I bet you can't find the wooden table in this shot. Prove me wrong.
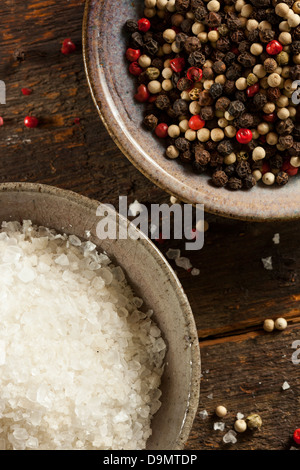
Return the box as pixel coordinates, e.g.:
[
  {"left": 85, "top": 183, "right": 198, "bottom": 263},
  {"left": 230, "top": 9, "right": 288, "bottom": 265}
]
[{"left": 1, "top": 0, "right": 299, "bottom": 451}]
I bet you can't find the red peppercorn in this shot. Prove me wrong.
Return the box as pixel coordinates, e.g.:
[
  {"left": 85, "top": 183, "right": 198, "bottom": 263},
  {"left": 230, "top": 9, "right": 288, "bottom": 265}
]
[
  {"left": 266, "top": 40, "right": 283, "bottom": 55},
  {"left": 148, "top": 95, "right": 157, "bottom": 103},
  {"left": 0, "top": 117, "right": 4, "bottom": 126},
  {"left": 246, "top": 83, "right": 260, "bottom": 97},
  {"left": 261, "top": 161, "right": 270, "bottom": 175},
  {"left": 170, "top": 57, "right": 185, "bottom": 73},
  {"left": 231, "top": 46, "right": 240, "bottom": 55},
  {"left": 263, "top": 112, "right": 277, "bottom": 122},
  {"left": 171, "top": 26, "right": 181, "bottom": 34},
  {"left": 188, "top": 115, "right": 205, "bottom": 131},
  {"left": 74, "top": 118, "right": 80, "bottom": 125},
  {"left": 126, "top": 48, "right": 141, "bottom": 62},
  {"left": 155, "top": 123, "right": 168, "bottom": 138},
  {"left": 134, "top": 84, "right": 150, "bottom": 103},
  {"left": 186, "top": 67, "right": 203, "bottom": 82},
  {"left": 61, "top": 38, "right": 76, "bottom": 55},
  {"left": 24, "top": 116, "right": 39, "bottom": 128},
  {"left": 282, "top": 160, "right": 298, "bottom": 176},
  {"left": 138, "top": 18, "right": 151, "bottom": 32},
  {"left": 21, "top": 88, "right": 32, "bottom": 96},
  {"left": 293, "top": 429, "right": 300, "bottom": 445},
  {"left": 236, "top": 128, "right": 253, "bottom": 144},
  {"left": 129, "top": 61, "right": 143, "bottom": 76}
]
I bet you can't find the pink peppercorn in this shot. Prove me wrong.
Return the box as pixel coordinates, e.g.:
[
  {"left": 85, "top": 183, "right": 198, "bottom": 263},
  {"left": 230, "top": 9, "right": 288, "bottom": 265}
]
[
  {"left": 134, "top": 84, "right": 150, "bottom": 102},
  {"left": 129, "top": 61, "right": 143, "bottom": 76},
  {"left": 266, "top": 40, "right": 283, "bottom": 55},
  {"left": 61, "top": 38, "right": 76, "bottom": 55},
  {"left": 24, "top": 116, "right": 39, "bottom": 128},
  {"left": 126, "top": 48, "right": 141, "bottom": 62},
  {"left": 236, "top": 128, "right": 253, "bottom": 144},
  {"left": 293, "top": 429, "right": 300, "bottom": 445},
  {"left": 138, "top": 18, "right": 151, "bottom": 32},
  {"left": 155, "top": 123, "right": 168, "bottom": 138},
  {"left": 186, "top": 67, "right": 203, "bottom": 82},
  {"left": 246, "top": 83, "right": 259, "bottom": 97},
  {"left": 282, "top": 160, "right": 298, "bottom": 176},
  {"left": 21, "top": 88, "right": 32, "bottom": 96},
  {"left": 0, "top": 117, "right": 3, "bottom": 126},
  {"left": 188, "top": 115, "right": 205, "bottom": 131},
  {"left": 263, "top": 113, "right": 277, "bottom": 122},
  {"left": 170, "top": 57, "right": 185, "bottom": 73}
]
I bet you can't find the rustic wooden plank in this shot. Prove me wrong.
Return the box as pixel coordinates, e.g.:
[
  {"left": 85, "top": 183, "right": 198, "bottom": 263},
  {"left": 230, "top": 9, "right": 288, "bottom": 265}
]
[
  {"left": 0, "top": 0, "right": 299, "bottom": 451},
  {"left": 185, "top": 325, "right": 300, "bottom": 450}
]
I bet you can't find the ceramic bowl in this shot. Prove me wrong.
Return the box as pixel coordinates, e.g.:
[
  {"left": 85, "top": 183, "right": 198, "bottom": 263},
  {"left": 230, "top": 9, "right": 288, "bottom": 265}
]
[
  {"left": 83, "top": 0, "right": 300, "bottom": 221},
  {"left": 0, "top": 182, "right": 200, "bottom": 450}
]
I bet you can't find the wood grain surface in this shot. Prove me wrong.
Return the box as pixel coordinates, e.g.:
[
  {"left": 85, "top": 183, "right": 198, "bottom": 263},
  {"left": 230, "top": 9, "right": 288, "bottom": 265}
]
[{"left": 1, "top": 0, "right": 299, "bottom": 451}]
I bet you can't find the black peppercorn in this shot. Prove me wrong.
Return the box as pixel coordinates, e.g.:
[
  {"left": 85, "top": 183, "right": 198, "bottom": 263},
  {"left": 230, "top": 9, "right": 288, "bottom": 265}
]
[
  {"left": 253, "top": 93, "right": 267, "bottom": 110},
  {"left": 215, "top": 96, "right": 231, "bottom": 112},
  {"left": 195, "top": 149, "right": 211, "bottom": 165},
  {"left": 200, "top": 106, "right": 215, "bottom": 121},
  {"left": 143, "top": 114, "right": 158, "bottom": 131},
  {"left": 243, "top": 174, "right": 256, "bottom": 189},
  {"left": 279, "top": 135, "right": 294, "bottom": 149},
  {"left": 206, "top": 12, "right": 222, "bottom": 28},
  {"left": 228, "top": 101, "right": 245, "bottom": 117},
  {"left": 173, "top": 99, "right": 189, "bottom": 116},
  {"left": 188, "top": 50, "right": 206, "bottom": 66},
  {"left": 131, "top": 32, "right": 144, "bottom": 48},
  {"left": 226, "top": 64, "right": 242, "bottom": 81},
  {"left": 228, "top": 177, "right": 242, "bottom": 190},
  {"left": 144, "top": 38, "right": 159, "bottom": 56},
  {"left": 259, "top": 29, "right": 275, "bottom": 43},
  {"left": 217, "top": 140, "right": 234, "bottom": 156},
  {"left": 175, "top": 0, "right": 191, "bottom": 12},
  {"left": 236, "top": 161, "right": 251, "bottom": 178},
  {"left": 212, "top": 170, "right": 228, "bottom": 187},
  {"left": 276, "top": 171, "right": 289, "bottom": 185},
  {"left": 198, "top": 90, "right": 214, "bottom": 106},
  {"left": 209, "top": 83, "right": 223, "bottom": 100},
  {"left": 238, "top": 52, "right": 256, "bottom": 68},
  {"left": 184, "top": 36, "right": 201, "bottom": 53},
  {"left": 212, "top": 60, "right": 227, "bottom": 75},
  {"left": 175, "top": 137, "right": 191, "bottom": 152},
  {"left": 155, "top": 94, "right": 171, "bottom": 111},
  {"left": 194, "top": 6, "right": 208, "bottom": 21},
  {"left": 125, "top": 19, "right": 138, "bottom": 32}
]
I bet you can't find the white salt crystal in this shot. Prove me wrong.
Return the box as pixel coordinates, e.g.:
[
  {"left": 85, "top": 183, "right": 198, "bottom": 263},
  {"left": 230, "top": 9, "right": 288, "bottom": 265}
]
[
  {"left": 272, "top": 233, "right": 280, "bottom": 244},
  {"left": 17, "top": 266, "right": 36, "bottom": 283},
  {"left": 199, "top": 410, "right": 208, "bottom": 420},
  {"left": 69, "top": 235, "right": 82, "bottom": 247},
  {"left": 223, "top": 430, "right": 237, "bottom": 444},
  {"left": 282, "top": 381, "right": 290, "bottom": 390},
  {"left": 236, "top": 412, "right": 244, "bottom": 420},
  {"left": 191, "top": 268, "right": 200, "bottom": 276},
  {"left": 166, "top": 248, "right": 181, "bottom": 260},
  {"left": 262, "top": 256, "right": 273, "bottom": 270},
  {"left": 55, "top": 254, "right": 69, "bottom": 266},
  {"left": 175, "top": 256, "right": 193, "bottom": 270},
  {"left": 214, "top": 422, "right": 225, "bottom": 431},
  {"left": 207, "top": 393, "right": 213, "bottom": 399}
]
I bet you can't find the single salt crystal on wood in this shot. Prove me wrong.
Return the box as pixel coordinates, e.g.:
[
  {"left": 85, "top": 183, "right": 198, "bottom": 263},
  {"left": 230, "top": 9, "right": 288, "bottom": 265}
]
[
  {"left": 261, "top": 256, "right": 273, "bottom": 270},
  {"left": 223, "top": 430, "right": 237, "bottom": 444},
  {"left": 191, "top": 268, "right": 200, "bottom": 276},
  {"left": 236, "top": 412, "right": 244, "bottom": 420},
  {"left": 282, "top": 381, "right": 290, "bottom": 390},
  {"left": 175, "top": 256, "right": 193, "bottom": 270},
  {"left": 199, "top": 410, "right": 208, "bottom": 420},
  {"left": 272, "top": 233, "right": 280, "bottom": 244},
  {"left": 166, "top": 248, "right": 181, "bottom": 260},
  {"left": 214, "top": 422, "right": 225, "bottom": 431}
]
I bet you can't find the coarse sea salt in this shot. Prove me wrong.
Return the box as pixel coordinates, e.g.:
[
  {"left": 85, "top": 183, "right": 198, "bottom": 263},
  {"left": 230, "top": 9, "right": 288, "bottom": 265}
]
[{"left": 0, "top": 221, "right": 166, "bottom": 450}]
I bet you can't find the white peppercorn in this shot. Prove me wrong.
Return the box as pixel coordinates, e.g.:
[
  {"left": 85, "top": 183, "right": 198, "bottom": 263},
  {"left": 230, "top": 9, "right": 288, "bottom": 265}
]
[
  {"left": 262, "top": 172, "right": 275, "bottom": 185},
  {"left": 290, "top": 157, "right": 300, "bottom": 167},
  {"left": 185, "top": 129, "right": 197, "bottom": 141},
  {"left": 267, "top": 73, "right": 281, "bottom": 87},
  {"left": 274, "top": 317, "right": 288, "bottom": 330},
  {"left": 252, "top": 147, "right": 266, "bottom": 161},
  {"left": 138, "top": 54, "right": 151, "bottom": 68},
  {"left": 234, "top": 419, "right": 247, "bottom": 433},
  {"left": 168, "top": 124, "right": 180, "bottom": 138},
  {"left": 147, "top": 80, "right": 162, "bottom": 94},
  {"left": 197, "top": 128, "right": 210, "bottom": 142},
  {"left": 211, "top": 128, "right": 225, "bottom": 142},
  {"left": 263, "top": 319, "right": 275, "bottom": 332},
  {"left": 215, "top": 405, "right": 227, "bottom": 418},
  {"left": 166, "top": 145, "right": 179, "bottom": 159}
]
